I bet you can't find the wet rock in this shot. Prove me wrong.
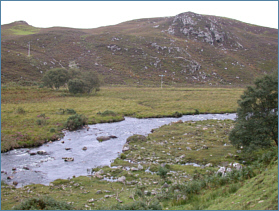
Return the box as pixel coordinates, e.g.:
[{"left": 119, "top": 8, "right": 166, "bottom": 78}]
[
  {"left": 23, "top": 166, "right": 30, "bottom": 170},
  {"left": 12, "top": 167, "right": 16, "bottom": 171},
  {"left": 96, "top": 135, "right": 117, "bottom": 142},
  {"left": 37, "top": 150, "right": 47, "bottom": 155},
  {"left": 62, "top": 157, "right": 74, "bottom": 162},
  {"left": 82, "top": 147, "right": 87, "bottom": 151},
  {"left": 13, "top": 181, "right": 18, "bottom": 186},
  {"left": 29, "top": 152, "right": 37, "bottom": 156},
  {"left": 65, "top": 148, "right": 72, "bottom": 151},
  {"left": 7, "top": 176, "right": 13, "bottom": 180}
]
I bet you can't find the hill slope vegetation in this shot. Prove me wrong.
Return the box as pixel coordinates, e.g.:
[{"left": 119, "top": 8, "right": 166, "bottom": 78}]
[{"left": 1, "top": 12, "right": 278, "bottom": 86}]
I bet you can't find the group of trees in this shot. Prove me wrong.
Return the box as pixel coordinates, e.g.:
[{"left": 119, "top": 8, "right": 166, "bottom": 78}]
[
  {"left": 42, "top": 68, "right": 100, "bottom": 94},
  {"left": 229, "top": 73, "right": 278, "bottom": 152}
]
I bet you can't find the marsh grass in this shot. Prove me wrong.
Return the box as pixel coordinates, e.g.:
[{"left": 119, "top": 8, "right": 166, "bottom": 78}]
[{"left": 1, "top": 85, "right": 243, "bottom": 151}]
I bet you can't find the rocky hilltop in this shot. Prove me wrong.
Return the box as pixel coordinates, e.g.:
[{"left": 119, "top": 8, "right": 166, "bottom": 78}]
[{"left": 1, "top": 12, "right": 277, "bottom": 86}]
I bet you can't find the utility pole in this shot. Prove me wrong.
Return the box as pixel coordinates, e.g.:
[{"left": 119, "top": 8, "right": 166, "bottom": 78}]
[
  {"left": 159, "top": 75, "right": 165, "bottom": 89},
  {"left": 28, "top": 41, "right": 30, "bottom": 57}
]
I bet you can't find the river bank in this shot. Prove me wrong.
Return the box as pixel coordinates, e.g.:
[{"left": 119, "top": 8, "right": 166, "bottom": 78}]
[
  {"left": 1, "top": 85, "right": 243, "bottom": 152},
  {"left": 2, "top": 116, "right": 277, "bottom": 210}
]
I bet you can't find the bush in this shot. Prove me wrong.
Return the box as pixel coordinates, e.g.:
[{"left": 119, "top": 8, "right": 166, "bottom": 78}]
[
  {"left": 68, "top": 78, "right": 85, "bottom": 94},
  {"left": 42, "top": 68, "right": 69, "bottom": 90},
  {"left": 36, "top": 118, "right": 47, "bottom": 126},
  {"left": 65, "top": 114, "right": 88, "bottom": 131},
  {"left": 97, "top": 110, "right": 117, "bottom": 116},
  {"left": 12, "top": 196, "right": 75, "bottom": 210},
  {"left": 126, "top": 134, "right": 147, "bottom": 144},
  {"left": 50, "top": 128, "right": 56, "bottom": 133},
  {"left": 173, "top": 111, "right": 183, "bottom": 118},
  {"left": 120, "top": 153, "right": 127, "bottom": 159},
  {"left": 15, "top": 107, "right": 26, "bottom": 114},
  {"left": 157, "top": 166, "right": 169, "bottom": 179}
]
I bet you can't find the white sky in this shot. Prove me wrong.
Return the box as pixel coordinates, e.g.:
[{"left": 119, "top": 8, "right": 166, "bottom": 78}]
[{"left": 1, "top": 1, "right": 278, "bottom": 29}]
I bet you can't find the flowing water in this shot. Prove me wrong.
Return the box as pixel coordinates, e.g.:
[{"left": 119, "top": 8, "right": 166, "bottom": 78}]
[{"left": 1, "top": 113, "right": 236, "bottom": 187}]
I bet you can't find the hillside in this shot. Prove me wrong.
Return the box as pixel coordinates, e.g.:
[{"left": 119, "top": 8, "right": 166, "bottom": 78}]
[{"left": 1, "top": 12, "right": 278, "bottom": 86}]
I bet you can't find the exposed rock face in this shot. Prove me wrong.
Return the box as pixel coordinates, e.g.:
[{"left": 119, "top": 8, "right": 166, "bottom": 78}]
[{"left": 170, "top": 12, "right": 228, "bottom": 45}]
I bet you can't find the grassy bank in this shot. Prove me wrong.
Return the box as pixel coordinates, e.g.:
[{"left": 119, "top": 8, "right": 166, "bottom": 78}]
[
  {"left": 1, "top": 119, "right": 277, "bottom": 210},
  {"left": 1, "top": 85, "right": 243, "bottom": 152}
]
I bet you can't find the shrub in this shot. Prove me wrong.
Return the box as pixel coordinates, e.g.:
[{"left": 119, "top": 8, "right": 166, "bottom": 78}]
[
  {"left": 120, "top": 153, "right": 127, "bottom": 159},
  {"left": 126, "top": 134, "right": 147, "bottom": 144},
  {"left": 49, "top": 128, "right": 56, "bottom": 133},
  {"left": 65, "top": 109, "right": 76, "bottom": 114},
  {"left": 157, "top": 166, "right": 169, "bottom": 179},
  {"left": 97, "top": 110, "right": 117, "bottom": 116},
  {"left": 12, "top": 196, "right": 75, "bottom": 210},
  {"left": 68, "top": 78, "right": 85, "bottom": 94},
  {"left": 65, "top": 114, "right": 88, "bottom": 131},
  {"left": 15, "top": 107, "right": 26, "bottom": 114},
  {"left": 36, "top": 118, "right": 46, "bottom": 126},
  {"left": 173, "top": 111, "right": 183, "bottom": 118}
]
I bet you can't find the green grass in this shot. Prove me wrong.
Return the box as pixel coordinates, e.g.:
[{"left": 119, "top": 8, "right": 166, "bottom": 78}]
[
  {"left": 1, "top": 85, "right": 243, "bottom": 152},
  {"left": 9, "top": 25, "right": 40, "bottom": 35},
  {"left": 1, "top": 115, "right": 277, "bottom": 210}
]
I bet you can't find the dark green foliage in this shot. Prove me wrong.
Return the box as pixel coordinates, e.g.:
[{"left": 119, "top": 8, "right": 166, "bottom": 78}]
[
  {"left": 110, "top": 200, "right": 162, "bottom": 210},
  {"left": 68, "top": 70, "right": 100, "bottom": 94},
  {"left": 229, "top": 74, "right": 278, "bottom": 151},
  {"left": 12, "top": 196, "right": 75, "bottom": 210},
  {"left": 42, "top": 68, "right": 69, "bottom": 90},
  {"left": 68, "top": 78, "right": 85, "bottom": 94},
  {"left": 120, "top": 153, "right": 127, "bottom": 159},
  {"left": 97, "top": 110, "right": 117, "bottom": 116},
  {"left": 15, "top": 107, "right": 26, "bottom": 114},
  {"left": 173, "top": 111, "right": 183, "bottom": 117},
  {"left": 65, "top": 114, "right": 88, "bottom": 131},
  {"left": 49, "top": 128, "right": 56, "bottom": 133},
  {"left": 157, "top": 166, "right": 169, "bottom": 179},
  {"left": 126, "top": 134, "right": 147, "bottom": 144},
  {"left": 81, "top": 71, "right": 100, "bottom": 93}
]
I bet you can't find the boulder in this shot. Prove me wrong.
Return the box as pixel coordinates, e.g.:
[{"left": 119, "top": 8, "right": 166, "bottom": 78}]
[
  {"left": 205, "top": 163, "right": 213, "bottom": 167},
  {"left": 131, "top": 167, "right": 138, "bottom": 171},
  {"left": 117, "top": 176, "right": 126, "bottom": 183},
  {"left": 37, "top": 150, "right": 47, "bottom": 155},
  {"left": 97, "top": 135, "right": 117, "bottom": 142},
  {"left": 162, "top": 183, "right": 170, "bottom": 188},
  {"left": 138, "top": 164, "right": 143, "bottom": 170}
]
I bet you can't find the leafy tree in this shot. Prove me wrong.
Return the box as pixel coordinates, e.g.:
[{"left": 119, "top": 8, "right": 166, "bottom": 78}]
[
  {"left": 68, "top": 78, "right": 85, "bottom": 94},
  {"left": 42, "top": 68, "right": 69, "bottom": 90},
  {"left": 229, "top": 74, "right": 278, "bottom": 151},
  {"left": 67, "top": 70, "right": 100, "bottom": 94},
  {"left": 81, "top": 71, "right": 100, "bottom": 93}
]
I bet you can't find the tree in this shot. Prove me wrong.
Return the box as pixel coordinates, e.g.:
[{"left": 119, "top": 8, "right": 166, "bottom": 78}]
[
  {"left": 229, "top": 74, "right": 278, "bottom": 151},
  {"left": 67, "top": 70, "right": 100, "bottom": 94},
  {"left": 68, "top": 78, "right": 85, "bottom": 94},
  {"left": 42, "top": 68, "right": 69, "bottom": 90},
  {"left": 81, "top": 71, "right": 100, "bottom": 93}
]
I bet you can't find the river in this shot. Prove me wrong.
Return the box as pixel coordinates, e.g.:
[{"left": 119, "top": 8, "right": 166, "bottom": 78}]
[{"left": 1, "top": 113, "right": 236, "bottom": 187}]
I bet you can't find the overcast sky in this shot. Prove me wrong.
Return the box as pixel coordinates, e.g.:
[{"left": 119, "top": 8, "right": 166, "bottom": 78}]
[{"left": 1, "top": 1, "right": 278, "bottom": 29}]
